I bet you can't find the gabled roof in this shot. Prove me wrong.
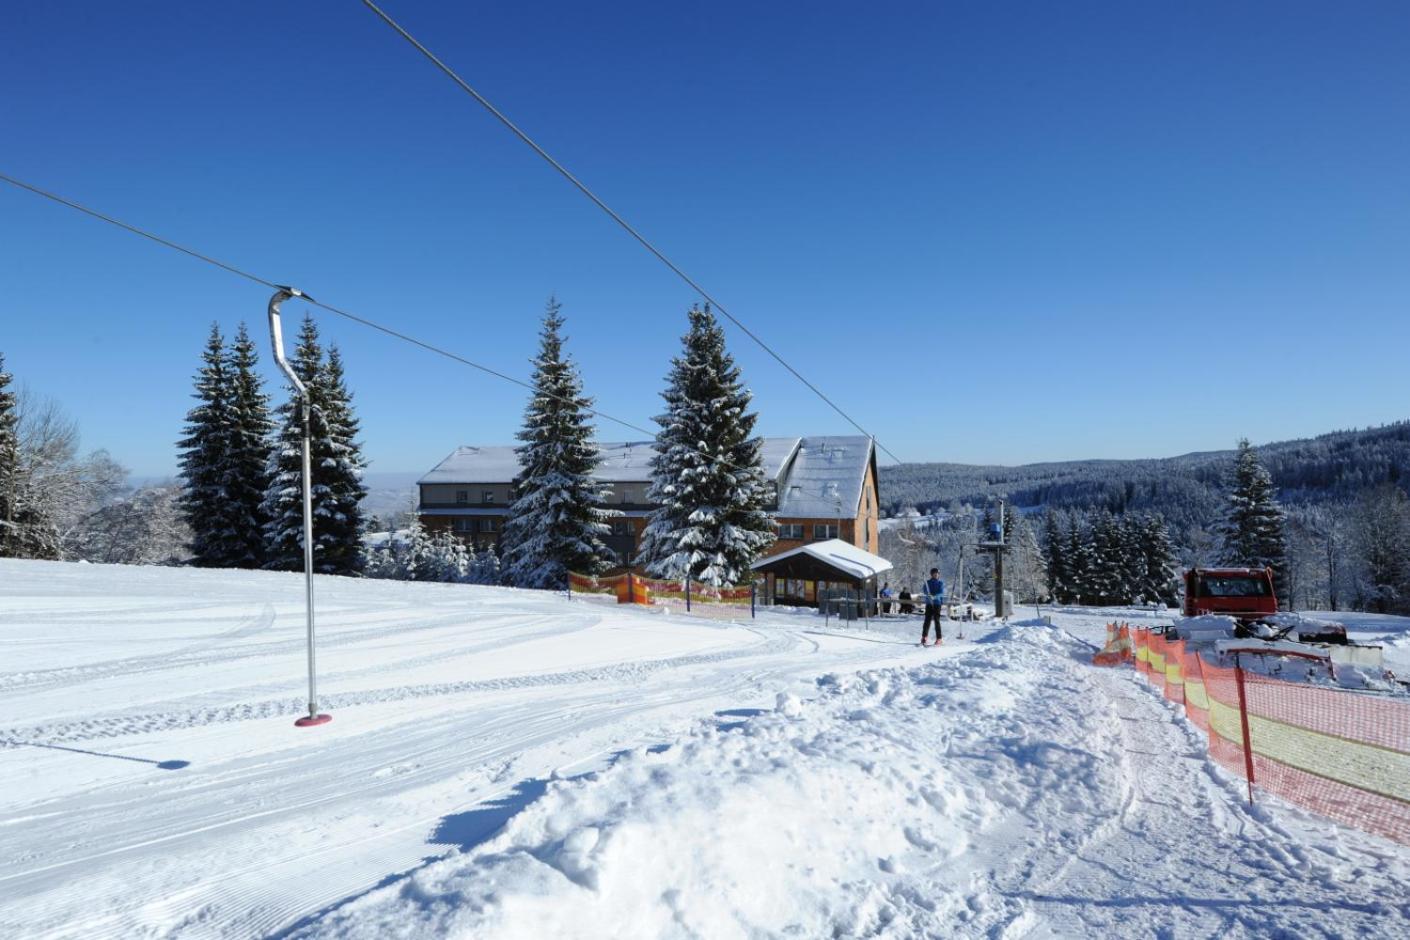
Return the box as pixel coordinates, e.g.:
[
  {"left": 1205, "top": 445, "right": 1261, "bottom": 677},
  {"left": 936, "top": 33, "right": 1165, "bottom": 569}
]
[
  {"left": 420, "top": 442, "right": 659, "bottom": 485},
  {"left": 774, "top": 436, "right": 875, "bottom": 517},
  {"left": 422, "top": 438, "right": 811, "bottom": 486},
  {"left": 419, "top": 436, "right": 878, "bottom": 517},
  {"left": 751, "top": 538, "right": 893, "bottom": 581}
]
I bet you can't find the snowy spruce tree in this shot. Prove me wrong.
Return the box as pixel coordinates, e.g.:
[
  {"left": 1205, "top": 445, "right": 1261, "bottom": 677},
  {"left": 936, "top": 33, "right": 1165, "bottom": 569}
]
[
  {"left": 176, "top": 325, "right": 239, "bottom": 567},
  {"left": 262, "top": 316, "right": 367, "bottom": 575},
  {"left": 1217, "top": 439, "right": 1289, "bottom": 604},
  {"left": 501, "top": 300, "right": 617, "bottom": 589},
  {"left": 1137, "top": 513, "right": 1179, "bottom": 606},
  {"left": 473, "top": 540, "right": 501, "bottom": 585},
  {"left": 1064, "top": 514, "right": 1096, "bottom": 605},
  {"left": 637, "top": 304, "right": 775, "bottom": 587},
  {"left": 1041, "top": 510, "right": 1069, "bottom": 603},
  {"left": 223, "top": 324, "right": 273, "bottom": 567}
]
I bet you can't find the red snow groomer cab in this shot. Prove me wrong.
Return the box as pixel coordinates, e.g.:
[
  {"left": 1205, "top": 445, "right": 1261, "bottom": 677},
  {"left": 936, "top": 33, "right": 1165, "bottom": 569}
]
[{"left": 1182, "top": 567, "right": 1278, "bottom": 621}]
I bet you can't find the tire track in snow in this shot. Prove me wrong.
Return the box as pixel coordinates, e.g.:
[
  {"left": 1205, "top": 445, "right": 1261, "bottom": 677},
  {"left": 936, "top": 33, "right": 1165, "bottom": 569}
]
[
  {"left": 2, "top": 629, "right": 859, "bottom": 939},
  {"left": 0, "top": 604, "right": 556, "bottom": 693},
  {"left": 0, "top": 627, "right": 796, "bottom": 746}
]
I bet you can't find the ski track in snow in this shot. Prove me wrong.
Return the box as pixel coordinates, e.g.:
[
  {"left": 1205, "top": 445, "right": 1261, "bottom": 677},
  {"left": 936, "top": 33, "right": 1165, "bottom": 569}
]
[
  {"left": 2, "top": 561, "right": 1408, "bottom": 938},
  {"left": 0, "top": 560, "right": 924, "bottom": 939}
]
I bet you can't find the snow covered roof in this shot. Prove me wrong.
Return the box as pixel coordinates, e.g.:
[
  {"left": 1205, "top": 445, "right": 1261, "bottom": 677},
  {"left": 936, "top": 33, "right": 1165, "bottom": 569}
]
[
  {"left": 420, "top": 442, "right": 659, "bottom": 485},
  {"left": 420, "top": 446, "right": 521, "bottom": 484},
  {"left": 421, "top": 436, "right": 842, "bottom": 491},
  {"left": 773, "top": 436, "right": 875, "bottom": 517},
  {"left": 751, "top": 538, "right": 893, "bottom": 581},
  {"left": 760, "top": 437, "right": 802, "bottom": 480}
]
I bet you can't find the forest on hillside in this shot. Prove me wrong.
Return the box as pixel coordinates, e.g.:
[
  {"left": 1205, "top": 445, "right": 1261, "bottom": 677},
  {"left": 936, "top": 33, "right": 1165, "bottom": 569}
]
[
  {"left": 878, "top": 422, "right": 1410, "bottom": 520},
  {"left": 878, "top": 422, "right": 1410, "bottom": 613}
]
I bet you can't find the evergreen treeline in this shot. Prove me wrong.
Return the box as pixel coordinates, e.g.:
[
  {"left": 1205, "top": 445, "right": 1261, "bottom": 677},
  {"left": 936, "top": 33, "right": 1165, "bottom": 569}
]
[
  {"left": 879, "top": 422, "right": 1410, "bottom": 527},
  {"left": 364, "top": 517, "right": 501, "bottom": 584},
  {"left": 1043, "top": 510, "right": 1179, "bottom": 606},
  {"left": 176, "top": 315, "right": 366, "bottom": 575},
  {"left": 502, "top": 300, "right": 775, "bottom": 589}
]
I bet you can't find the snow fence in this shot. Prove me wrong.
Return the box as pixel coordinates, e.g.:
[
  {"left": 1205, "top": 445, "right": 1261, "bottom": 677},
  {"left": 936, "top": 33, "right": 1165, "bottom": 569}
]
[
  {"left": 1108, "top": 624, "right": 1410, "bottom": 846},
  {"left": 568, "top": 572, "right": 755, "bottom": 620}
]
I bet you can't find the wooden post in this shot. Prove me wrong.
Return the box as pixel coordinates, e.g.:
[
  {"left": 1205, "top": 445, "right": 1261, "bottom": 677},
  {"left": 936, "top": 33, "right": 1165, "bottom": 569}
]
[
  {"left": 685, "top": 577, "right": 691, "bottom": 612},
  {"left": 1234, "top": 654, "right": 1256, "bottom": 806}
]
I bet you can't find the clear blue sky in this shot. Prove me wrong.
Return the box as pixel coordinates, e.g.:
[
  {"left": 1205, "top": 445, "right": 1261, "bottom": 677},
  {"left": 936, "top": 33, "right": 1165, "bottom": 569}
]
[{"left": 2, "top": 1, "right": 1407, "bottom": 478}]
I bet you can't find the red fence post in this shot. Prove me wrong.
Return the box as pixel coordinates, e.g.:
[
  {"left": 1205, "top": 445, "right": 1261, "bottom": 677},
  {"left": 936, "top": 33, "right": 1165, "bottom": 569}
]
[{"left": 1234, "top": 654, "right": 1256, "bottom": 806}]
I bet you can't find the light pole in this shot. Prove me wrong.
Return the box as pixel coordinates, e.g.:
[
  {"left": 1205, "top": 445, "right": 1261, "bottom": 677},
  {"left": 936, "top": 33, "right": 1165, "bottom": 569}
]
[{"left": 268, "top": 287, "right": 331, "bottom": 728}]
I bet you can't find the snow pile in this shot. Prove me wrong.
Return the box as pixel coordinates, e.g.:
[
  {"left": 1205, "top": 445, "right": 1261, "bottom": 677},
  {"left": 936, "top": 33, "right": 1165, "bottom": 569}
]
[{"left": 298, "top": 624, "right": 1127, "bottom": 938}]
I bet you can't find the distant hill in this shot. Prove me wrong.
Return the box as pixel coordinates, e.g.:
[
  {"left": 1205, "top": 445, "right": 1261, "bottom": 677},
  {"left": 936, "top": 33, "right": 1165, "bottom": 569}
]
[
  {"left": 360, "top": 471, "right": 420, "bottom": 526},
  {"left": 879, "top": 422, "right": 1410, "bottom": 534}
]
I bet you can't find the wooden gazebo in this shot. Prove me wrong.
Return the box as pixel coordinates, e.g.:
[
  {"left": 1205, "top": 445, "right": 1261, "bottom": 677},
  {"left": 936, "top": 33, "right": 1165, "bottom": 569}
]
[{"left": 752, "top": 538, "right": 894, "bottom": 608}]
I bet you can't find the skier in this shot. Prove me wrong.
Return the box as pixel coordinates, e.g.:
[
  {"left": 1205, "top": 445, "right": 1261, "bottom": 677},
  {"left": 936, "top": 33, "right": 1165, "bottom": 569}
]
[{"left": 922, "top": 568, "right": 945, "bottom": 646}]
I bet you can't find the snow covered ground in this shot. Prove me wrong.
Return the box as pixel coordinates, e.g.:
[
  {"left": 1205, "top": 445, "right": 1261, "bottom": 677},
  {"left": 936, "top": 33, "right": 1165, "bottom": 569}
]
[{"left": 3, "top": 561, "right": 1409, "bottom": 938}]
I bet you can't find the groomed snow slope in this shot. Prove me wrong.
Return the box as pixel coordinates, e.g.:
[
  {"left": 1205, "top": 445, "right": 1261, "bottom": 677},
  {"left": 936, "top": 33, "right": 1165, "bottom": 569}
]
[
  {"left": 296, "top": 618, "right": 1410, "bottom": 939},
  {"left": 3, "top": 562, "right": 1409, "bottom": 938},
  {"left": 0, "top": 559, "right": 929, "bottom": 938}
]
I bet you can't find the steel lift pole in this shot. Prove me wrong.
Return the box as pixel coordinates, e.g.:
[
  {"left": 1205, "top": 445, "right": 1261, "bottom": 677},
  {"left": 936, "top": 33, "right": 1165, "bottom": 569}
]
[{"left": 268, "top": 287, "right": 332, "bottom": 728}]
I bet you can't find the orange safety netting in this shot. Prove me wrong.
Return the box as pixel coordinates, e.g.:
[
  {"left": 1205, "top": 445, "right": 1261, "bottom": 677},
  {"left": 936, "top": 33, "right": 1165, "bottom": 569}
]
[
  {"left": 1127, "top": 629, "right": 1410, "bottom": 845},
  {"left": 1092, "top": 623, "right": 1134, "bottom": 666},
  {"left": 570, "top": 573, "right": 753, "bottom": 614},
  {"left": 568, "top": 572, "right": 625, "bottom": 596}
]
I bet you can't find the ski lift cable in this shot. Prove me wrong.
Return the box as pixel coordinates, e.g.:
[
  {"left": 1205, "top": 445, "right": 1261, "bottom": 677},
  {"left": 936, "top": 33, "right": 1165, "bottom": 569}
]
[
  {"left": 0, "top": 170, "right": 759, "bottom": 469},
  {"left": 358, "top": 0, "right": 904, "bottom": 466}
]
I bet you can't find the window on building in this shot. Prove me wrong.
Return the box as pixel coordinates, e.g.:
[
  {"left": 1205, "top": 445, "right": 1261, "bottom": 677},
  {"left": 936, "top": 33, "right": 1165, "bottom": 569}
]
[
  {"left": 482, "top": 490, "right": 495, "bottom": 504},
  {"left": 613, "top": 519, "right": 631, "bottom": 536},
  {"left": 452, "top": 518, "right": 473, "bottom": 533},
  {"left": 479, "top": 518, "right": 499, "bottom": 534},
  {"left": 777, "top": 523, "right": 804, "bottom": 540},
  {"left": 455, "top": 490, "right": 468, "bottom": 505},
  {"left": 813, "top": 523, "right": 839, "bottom": 540}
]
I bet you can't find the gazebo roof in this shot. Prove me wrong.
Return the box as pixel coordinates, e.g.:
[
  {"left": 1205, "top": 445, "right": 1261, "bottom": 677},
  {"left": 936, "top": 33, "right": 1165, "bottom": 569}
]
[{"left": 751, "top": 538, "right": 893, "bottom": 583}]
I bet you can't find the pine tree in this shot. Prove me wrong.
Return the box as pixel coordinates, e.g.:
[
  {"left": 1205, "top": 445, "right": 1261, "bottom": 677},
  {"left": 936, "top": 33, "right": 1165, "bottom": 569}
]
[
  {"left": 501, "top": 299, "right": 617, "bottom": 589},
  {"left": 1217, "top": 439, "right": 1289, "bottom": 603},
  {"left": 262, "top": 316, "right": 367, "bottom": 575},
  {"left": 637, "top": 305, "right": 775, "bottom": 587},
  {"left": 223, "top": 324, "right": 273, "bottom": 567},
  {"left": 0, "top": 354, "right": 18, "bottom": 557},
  {"left": 1090, "top": 511, "right": 1124, "bottom": 604},
  {"left": 177, "top": 324, "right": 238, "bottom": 567},
  {"left": 1139, "top": 513, "right": 1179, "bottom": 606},
  {"left": 474, "top": 540, "right": 501, "bottom": 585},
  {"left": 1117, "top": 514, "right": 1147, "bottom": 603},
  {"left": 1042, "top": 510, "right": 1068, "bottom": 603},
  {"left": 319, "top": 345, "right": 368, "bottom": 574},
  {"left": 1065, "top": 514, "right": 1096, "bottom": 605},
  {"left": 1001, "top": 502, "right": 1019, "bottom": 544}
]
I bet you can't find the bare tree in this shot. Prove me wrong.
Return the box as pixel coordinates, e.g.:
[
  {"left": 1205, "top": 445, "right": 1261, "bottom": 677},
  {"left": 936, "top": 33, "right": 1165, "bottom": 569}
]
[
  {"left": 5, "top": 389, "right": 126, "bottom": 559},
  {"left": 72, "top": 484, "right": 191, "bottom": 565}
]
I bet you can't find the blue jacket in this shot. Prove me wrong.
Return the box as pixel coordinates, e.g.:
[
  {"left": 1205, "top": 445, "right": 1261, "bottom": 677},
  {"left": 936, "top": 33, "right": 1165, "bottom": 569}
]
[{"left": 924, "top": 578, "right": 945, "bottom": 605}]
